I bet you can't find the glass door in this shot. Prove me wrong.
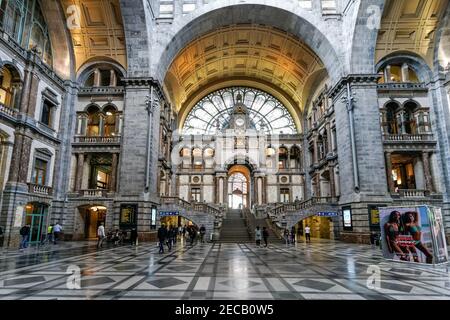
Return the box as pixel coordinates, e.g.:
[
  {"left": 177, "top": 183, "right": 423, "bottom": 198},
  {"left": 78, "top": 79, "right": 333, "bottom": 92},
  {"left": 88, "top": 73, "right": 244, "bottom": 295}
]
[{"left": 25, "top": 203, "right": 48, "bottom": 244}]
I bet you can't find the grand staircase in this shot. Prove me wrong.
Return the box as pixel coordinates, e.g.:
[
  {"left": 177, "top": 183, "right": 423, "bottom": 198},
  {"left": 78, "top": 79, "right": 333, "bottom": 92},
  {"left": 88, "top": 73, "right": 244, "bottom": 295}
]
[{"left": 219, "top": 209, "right": 252, "bottom": 243}]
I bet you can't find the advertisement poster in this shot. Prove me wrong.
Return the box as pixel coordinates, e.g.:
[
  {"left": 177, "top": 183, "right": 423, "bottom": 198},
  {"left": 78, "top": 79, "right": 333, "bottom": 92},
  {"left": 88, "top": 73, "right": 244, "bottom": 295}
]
[
  {"left": 379, "top": 206, "right": 448, "bottom": 264},
  {"left": 13, "top": 206, "right": 24, "bottom": 227}
]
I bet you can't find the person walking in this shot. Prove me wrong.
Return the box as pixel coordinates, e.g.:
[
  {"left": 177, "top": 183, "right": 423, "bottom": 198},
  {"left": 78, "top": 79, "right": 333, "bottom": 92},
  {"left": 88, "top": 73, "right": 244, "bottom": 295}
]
[
  {"left": 130, "top": 228, "right": 138, "bottom": 246},
  {"left": 167, "top": 226, "right": 175, "bottom": 251},
  {"left": 19, "top": 224, "right": 30, "bottom": 250},
  {"left": 53, "top": 222, "right": 62, "bottom": 244},
  {"left": 291, "top": 226, "right": 296, "bottom": 244},
  {"left": 263, "top": 227, "right": 269, "bottom": 247},
  {"left": 284, "top": 228, "right": 290, "bottom": 245},
  {"left": 255, "top": 226, "right": 262, "bottom": 247},
  {"left": 305, "top": 225, "right": 311, "bottom": 243},
  {"left": 188, "top": 226, "right": 197, "bottom": 246},
  {"left": 158, "top": 224, "right": 168, "bottom": 253},
  {"left": 97, "top": 222, "right": 106, "bottom": 248},
  {"left": 199, "top": 225, "right": 206, "bottom": 243},
  {"left": 41, "top": 224, "right": 54, "bottom": 245}
]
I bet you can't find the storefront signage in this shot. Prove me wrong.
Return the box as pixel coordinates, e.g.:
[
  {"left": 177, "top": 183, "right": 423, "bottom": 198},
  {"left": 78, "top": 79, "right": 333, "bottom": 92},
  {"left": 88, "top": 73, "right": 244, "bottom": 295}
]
[
  {"left": 159, "top": 211, "right": 179, "bottom": 217},
  {"left": 316, "top": 212, "right": 338, "bottom": 217}
]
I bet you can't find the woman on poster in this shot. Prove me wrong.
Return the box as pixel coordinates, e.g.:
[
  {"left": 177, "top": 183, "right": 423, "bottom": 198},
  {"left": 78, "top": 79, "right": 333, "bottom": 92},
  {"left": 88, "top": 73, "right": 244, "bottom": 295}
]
[
  {"left": 384, "top": 211, "right": 409, "bottom": 261},
  {"left": 402, "top": 211, "right": 433, "bottom": 264}
]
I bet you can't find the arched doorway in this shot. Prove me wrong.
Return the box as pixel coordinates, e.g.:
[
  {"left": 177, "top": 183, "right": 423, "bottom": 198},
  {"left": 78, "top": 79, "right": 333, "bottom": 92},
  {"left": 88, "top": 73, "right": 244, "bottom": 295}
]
[
  {"left": 78, "top": 205, "right": 107, "bottom": 240},
  {"left": 24, "top": 203, "right": 49, "bottom": 244},
  {"left": 228, "top": 165, "right": 251, "bottom": 209}
]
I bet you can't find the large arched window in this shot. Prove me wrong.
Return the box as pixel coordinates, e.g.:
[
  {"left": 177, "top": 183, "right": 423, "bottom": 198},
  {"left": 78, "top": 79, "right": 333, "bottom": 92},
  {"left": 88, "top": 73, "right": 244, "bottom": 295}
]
[
  {"left": 0, "top": 0, "right": 52, "bottom": 66},
  {"left": 183, "top": 87, "right": 297, "bottom": 134},
  {"left": 103, "top": 105, "right": 117, "bottom": 136},
  {"left": 86, "top": 105, "right": 101, "bottom": 137},
  {"left": 0, "top": 64, "right": 22, "bottom": 108}
]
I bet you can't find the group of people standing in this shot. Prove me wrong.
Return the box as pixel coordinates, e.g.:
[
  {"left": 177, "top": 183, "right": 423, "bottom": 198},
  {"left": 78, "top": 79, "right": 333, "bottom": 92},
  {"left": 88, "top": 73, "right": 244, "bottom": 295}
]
[
  {"left": 157, "top": 224, "right": 207, "bottom": 254},
  {"left": 254, "top": 226, "right": 270, "bottom": 247},
  {"left": 96, "top": 223, "right": 138, "bottom": 249},
  {"left": 284, "top": 225, "right": 311, "bottom": 244}
]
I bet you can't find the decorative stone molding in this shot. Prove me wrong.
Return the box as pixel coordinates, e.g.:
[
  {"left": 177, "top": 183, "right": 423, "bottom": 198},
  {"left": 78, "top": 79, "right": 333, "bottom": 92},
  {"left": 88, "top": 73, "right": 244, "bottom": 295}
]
[{"left": 328, "top": 74, "right": 382, "bottom": 100}]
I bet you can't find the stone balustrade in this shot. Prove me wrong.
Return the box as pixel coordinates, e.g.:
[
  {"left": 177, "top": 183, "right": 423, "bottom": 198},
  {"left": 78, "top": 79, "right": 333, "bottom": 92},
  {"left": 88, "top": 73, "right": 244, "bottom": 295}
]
[
  {"left": 74, "top": 136, "right": 121, "bottom": 144},
  {"left": 0, "top": 103, "right": 18, "bottom": 118},
  {"left": 28, "top": 183, "right": 53, "bottom": 196}
]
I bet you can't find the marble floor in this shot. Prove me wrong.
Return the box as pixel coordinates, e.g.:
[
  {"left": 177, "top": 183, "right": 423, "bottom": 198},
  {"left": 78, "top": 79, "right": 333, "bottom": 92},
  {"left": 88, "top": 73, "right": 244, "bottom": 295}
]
[{"left": 0, "top": 238, "right": 449, "bottom": 300}]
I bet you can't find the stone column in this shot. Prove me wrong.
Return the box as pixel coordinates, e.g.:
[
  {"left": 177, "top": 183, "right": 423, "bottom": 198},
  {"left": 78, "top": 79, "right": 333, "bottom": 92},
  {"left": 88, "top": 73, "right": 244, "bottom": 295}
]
[
  {"left": 384, "top": 65, "right": 392, "bottom": 82},
  {"left": 329, "top": 166, "right": 336, "bottom": 197},
  {"left": 93, "top": 69, "right": 101, "bottom": 86},
  {"left": 385, "top": 152, "right": 394, "bottom": 193},
  {"left": 8, "top": 130, "right": 32, "bottom": 184},
  {"left": 76, "top": 153, "right": 85, "bottom": 191},
  {"left": 99, "top": 115, "right": 105, "bottom": 136},
  {"left": 326, "top": 122, "right": 332, "bottom": 155},
  {"left": 313, "top": 136, "right": 319, "bottom": 165},
  {"left": 330, "top": 75, "right": 390, "bottom": 203},
  {"left": 110, "top": 70, "right": 117, "bottom": 87},
  {"left": 401, "top": 63, "right": 410, "bottom": 82},
  {"left": 399, "top": 111, "right": 406, "bottom": 134},
  {"left": 110, "top": 153, "right": 118, "bottom": 192},
  {"left": 422, "top": 152, "right": 434, "bottom": 192}
]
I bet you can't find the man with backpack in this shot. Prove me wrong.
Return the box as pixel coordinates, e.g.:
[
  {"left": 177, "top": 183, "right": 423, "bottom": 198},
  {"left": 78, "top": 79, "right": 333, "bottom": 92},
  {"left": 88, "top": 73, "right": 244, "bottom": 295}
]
[{"left": 19, "top": 224, "right": 31, "bottom": 250}]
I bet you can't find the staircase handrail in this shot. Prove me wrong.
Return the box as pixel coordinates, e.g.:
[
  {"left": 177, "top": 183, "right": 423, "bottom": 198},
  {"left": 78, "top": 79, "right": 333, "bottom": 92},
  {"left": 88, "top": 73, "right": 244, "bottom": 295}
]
[
  {"left": 268, "top": 196, "right": 339, "bottom": 216},
  {"left": 160, "top": 196, "right": 221, "bottom": 216}
]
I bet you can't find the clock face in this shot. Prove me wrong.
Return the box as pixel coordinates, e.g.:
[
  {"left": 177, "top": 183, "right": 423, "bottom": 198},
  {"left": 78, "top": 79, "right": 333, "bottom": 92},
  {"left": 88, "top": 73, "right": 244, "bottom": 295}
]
[{"left": 235, "top": 118, "right": 245, "bottom": 127}]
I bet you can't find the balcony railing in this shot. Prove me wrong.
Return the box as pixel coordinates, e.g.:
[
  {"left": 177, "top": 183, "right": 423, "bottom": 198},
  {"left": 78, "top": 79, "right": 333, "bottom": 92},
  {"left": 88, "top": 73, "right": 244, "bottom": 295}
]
[
  {"left": 79, "top": 189, "right": 109, "bottom": 197},
  {"left": 28, "top": 183, "right": 53, "bottom": 196},
  {"left": 0, "top": 103, "right": 18, "bottom": 118},
  {"left": 160, "top": 196, "right": 222, "bottom": 216},
  {"left": 383, "top": 133, "right": 434, "bottom": 142},
  {"left": 377, "top": 82, "right": 427, "bottom": 91},
  {"left": 269, "top": 197, "right": 339, "bottom": 216},
  {"left": 391, "top": 189, "right": 432, "bottom": 198},
  {"left": 78, "top": 87, "right": 125, "bottom": 95},
  {"left": 74, "top": 136, "right": 121, "bottom": 144}
]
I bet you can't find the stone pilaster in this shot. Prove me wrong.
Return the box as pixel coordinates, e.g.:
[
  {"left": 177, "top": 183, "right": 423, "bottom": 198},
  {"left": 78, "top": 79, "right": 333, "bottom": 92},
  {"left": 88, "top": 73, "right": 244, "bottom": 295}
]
[{"left": 422, "top": 152, "right": 434, "bottom": 192}]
